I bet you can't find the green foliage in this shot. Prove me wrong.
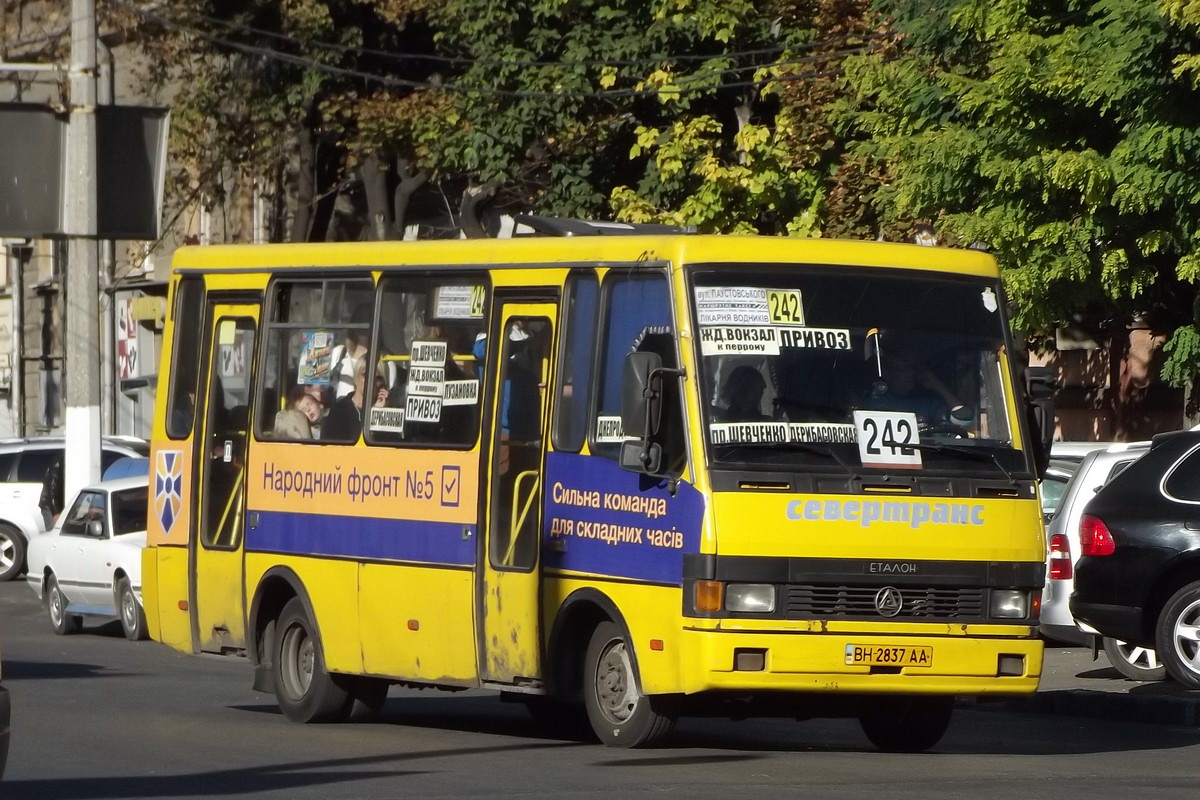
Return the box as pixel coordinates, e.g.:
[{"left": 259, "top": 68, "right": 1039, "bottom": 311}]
[
  {"left": 1163, "top": 324, "right": 1200, "bottom": 387},
  {"left": 130, "top": 1, "right": 435, "bottom": 239},
  {"left": 415, "top": 0, "right": 786, "bottom": 216},
  {"left": 843, "top": 0, "right": 1200, "bottom": 382}
]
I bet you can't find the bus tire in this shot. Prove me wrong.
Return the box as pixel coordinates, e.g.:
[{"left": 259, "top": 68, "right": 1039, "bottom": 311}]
[
  {"left": 272, "top": 597, "right": 354, "bottom": 723},
  {"left": 583, "top": 621, "right": 677, "bottom": 748},
  {"left": 858, "top": 695, "right": 953, "bottom": 752}
]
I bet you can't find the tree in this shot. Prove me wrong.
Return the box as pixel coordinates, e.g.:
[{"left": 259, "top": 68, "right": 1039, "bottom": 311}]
[
  {"left": 124, "top": 0, "right": 442, "bottom": 243},
  {"left": 409, "top": 0, "right": 883, "bottom": 234},
  {"left": 839, "top": 0, "right": 1200, "bottom": 394}
]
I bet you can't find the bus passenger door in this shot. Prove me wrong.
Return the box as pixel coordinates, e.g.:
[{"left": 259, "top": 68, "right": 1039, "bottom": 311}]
[
  {"left": 191, "top": 304, "right": 259, "bottom": 654},
  {"left": 480, "top": 301, "right": 557, "bottom": 685}
]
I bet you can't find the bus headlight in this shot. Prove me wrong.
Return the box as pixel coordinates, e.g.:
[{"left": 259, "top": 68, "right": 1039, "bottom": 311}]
[
  {"left": 990, "top": 589, "right": 1030, "bottom": 619},
  {"left": 725, "top": 584, "right": 776, "bottom": 613}
]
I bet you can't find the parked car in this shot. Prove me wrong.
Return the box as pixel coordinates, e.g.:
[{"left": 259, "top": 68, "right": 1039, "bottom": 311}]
[
  {"left": 0, "top": 436, "right": 147, "bottom": 583},
  {"left": 1050, "top": 441, "right": 1117, "bottom": 464},
  {"left": 1072, "top": 430, "right": 1200, "bottom": 687},
  {"left": 25, "top": 476, "right": 150, "bottom": 641},
  {"left": 1039, "top": 458, "right": 1078, "bottom": 524},
  {"left": 1042, "top": 442, "right": 1159, "bottom": 677}
]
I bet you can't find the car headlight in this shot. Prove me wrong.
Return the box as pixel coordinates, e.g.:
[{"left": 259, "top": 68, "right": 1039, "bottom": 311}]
[
  {"left": 725, "top": 583, "right": 776, "bottom": 613},
  {"left": 990, "top": 589, "right": 1030, "bottom": 619}
]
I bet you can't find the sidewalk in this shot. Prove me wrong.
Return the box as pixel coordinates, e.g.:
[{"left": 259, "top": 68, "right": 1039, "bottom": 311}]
[{"left": 989, "top": 645, "right": 1200, "bottom": 727}]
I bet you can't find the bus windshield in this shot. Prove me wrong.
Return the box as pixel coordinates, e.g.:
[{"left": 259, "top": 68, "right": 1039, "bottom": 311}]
[{"left": 690, "top": 265, "right": 1028, "bottom": 475}]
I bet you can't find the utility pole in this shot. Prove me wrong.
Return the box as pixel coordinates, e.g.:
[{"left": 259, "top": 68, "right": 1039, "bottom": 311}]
[{"left": 63, "top": 0, "right": 101, "bottom": 502}]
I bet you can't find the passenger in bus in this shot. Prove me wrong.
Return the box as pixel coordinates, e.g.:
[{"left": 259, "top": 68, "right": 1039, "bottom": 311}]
[
  {"left": 273, "top": 385, "right": 322, "bottom": 439},
  {"left": 323, "top": 361, "right": 387, "bottom": 441},
  {"left": 716, "top": 365, "right": 769, "bottom": 422},
  {"left": 869, "top": 352, "right": 962, "bottom": 424},
  {"left": 330, "top": 329, "right": 370, "bottom": 400}
]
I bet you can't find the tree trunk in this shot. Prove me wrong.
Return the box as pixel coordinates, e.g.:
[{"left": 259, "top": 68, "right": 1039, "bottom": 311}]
[
  {"left": 290, "top": 99, "right": 317, "bottom": 243},
  {"left": 310, "top": 140, "right": 343, "bottom": 242},
  {"left": 393, "top": 158, "right": 429, "bottom": 239},
  {"left": 459, "top": 180, "right": 500, "bottom": 239},
  {"left": 361, "top": 153, "right": 392, "bottom": 241}
]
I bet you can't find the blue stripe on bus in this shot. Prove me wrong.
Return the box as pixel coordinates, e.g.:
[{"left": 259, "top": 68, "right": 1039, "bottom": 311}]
[
  {"left": 246, "top": 510, "right": 476, "bottom": 566},
  {"left": 541, "top": 452, "right": 705, "bottom": 585}
]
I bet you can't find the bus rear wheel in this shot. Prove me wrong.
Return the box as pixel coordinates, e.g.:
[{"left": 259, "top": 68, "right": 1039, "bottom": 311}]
[
  {"left": 583, "top": 621, "right": 677, "bottom": 748},
  {"left": 858, "top": 696, "right": 954, "bottom": 752},
  {"left": 272, "top": 597, "right": 353, "bottom": 723}
]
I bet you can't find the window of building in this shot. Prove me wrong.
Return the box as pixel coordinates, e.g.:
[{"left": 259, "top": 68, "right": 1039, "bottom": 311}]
[
  {"left": 257, "top": 278, "right": 375, "bottom": 443},
  {"left": 166, "top": 277, "right": 205, "bottom": 439},
  {"left": 366, "top": 275, "right": 488, "bottom": 448},
  {"left": 552, "top": 271, "right": 599, "bottom": 453}
]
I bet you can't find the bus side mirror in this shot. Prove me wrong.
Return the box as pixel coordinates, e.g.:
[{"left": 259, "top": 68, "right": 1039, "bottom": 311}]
[
  {"left": 621, "top": 351, "right": 663, "bottom": 439},
  {"left": 620, "top": 352, "right": 665, "bottom": 475},
  {"left": 1025, "top": 366, "right": 1056, "bottom": 477}
]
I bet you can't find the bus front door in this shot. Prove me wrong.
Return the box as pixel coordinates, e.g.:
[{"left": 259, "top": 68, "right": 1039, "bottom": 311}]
[
  {"left": 191, "top": 304, "right": 259, "bottom": 654},
  {"left": 480, "top": 302, "right": 557, "bottom": 685}
]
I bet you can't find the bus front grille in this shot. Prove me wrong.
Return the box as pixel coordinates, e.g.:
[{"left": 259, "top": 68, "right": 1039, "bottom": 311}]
[{"left": 783, "top": 584, "right": 986, "bottom": 620}]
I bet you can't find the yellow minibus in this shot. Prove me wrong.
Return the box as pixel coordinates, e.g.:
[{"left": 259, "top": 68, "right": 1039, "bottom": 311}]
[{"left": 144, "top": 221, "right": 1046, "bottom": 750}]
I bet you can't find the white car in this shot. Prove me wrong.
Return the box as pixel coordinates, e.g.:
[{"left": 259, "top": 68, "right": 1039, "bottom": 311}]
[
  {"left": 26, "top": 477, "right": 150, "bottom": 641},
  {"left": 0, "top": 436, "right": 148, "bottom": 583}
]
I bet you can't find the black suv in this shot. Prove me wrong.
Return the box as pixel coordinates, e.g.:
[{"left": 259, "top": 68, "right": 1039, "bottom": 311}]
[{"left": 1072, "top": 430, "right": 1200, "bottom": 687}]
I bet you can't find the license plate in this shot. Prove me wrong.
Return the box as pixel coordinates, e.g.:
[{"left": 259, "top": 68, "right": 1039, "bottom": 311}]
[{"left": 845, "top": 644, "right": 933, "bottom": 667}]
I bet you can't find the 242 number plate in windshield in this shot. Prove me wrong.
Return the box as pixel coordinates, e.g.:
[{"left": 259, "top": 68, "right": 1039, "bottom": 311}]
[{"left": 853, "top": 410, "right": 922, "bottom": 469}]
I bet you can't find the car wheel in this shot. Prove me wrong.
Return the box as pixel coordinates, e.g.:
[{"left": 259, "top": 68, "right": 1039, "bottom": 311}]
[
  {"left": 116, "top": 577, "right": 148, "bottom": 641},
  {"left": 0, "top": 524, "right": 26, "bottom": 582},
  {"left": 1155, "top": 582, "right": 1200, "bottom": 689},
  {"left": 45, "top": 575, "right": 81, "bottom": 635},
  {"left": 582, "top": 621, "right": 677, "bottom": 748},
  {"left": 858, "top": 696, "right": 954, "bottom": 752},
  {"left": 1102, "top": 636, "right": 1165, "bottom": 681},
  {"left": 272, "top": 597, "right": 354, "bottom": 723}
]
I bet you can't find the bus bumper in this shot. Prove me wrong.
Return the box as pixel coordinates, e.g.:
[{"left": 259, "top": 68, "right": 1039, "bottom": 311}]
[{"left": 678, "top": 627, "right": 1042, "bottom": 697}]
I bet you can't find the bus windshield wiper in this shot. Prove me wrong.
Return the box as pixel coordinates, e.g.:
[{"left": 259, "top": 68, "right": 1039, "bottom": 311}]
[{"left": 881, "top": 439, "right": 1014, "bottom": 484}]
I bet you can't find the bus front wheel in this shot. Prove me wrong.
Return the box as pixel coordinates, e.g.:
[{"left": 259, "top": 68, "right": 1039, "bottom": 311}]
[
  {"left": 858, "top": 695, "right": 953, "bottom": 752},
  {"left": 272, "top": 597, "right": 353, "bottom": 723},
  {"left": 583, "top": 621, "right": 677, "bottom": 747}
]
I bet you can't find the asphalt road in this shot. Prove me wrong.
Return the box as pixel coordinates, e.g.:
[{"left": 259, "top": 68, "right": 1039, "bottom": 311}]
[{"left": 3, "top": 580, "right": 1200, "bottom": 800}]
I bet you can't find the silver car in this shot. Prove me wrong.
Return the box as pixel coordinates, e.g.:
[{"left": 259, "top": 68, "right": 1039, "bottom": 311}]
[{"left": 1041, "top": 441, "right": 1160, "bottom": 679}]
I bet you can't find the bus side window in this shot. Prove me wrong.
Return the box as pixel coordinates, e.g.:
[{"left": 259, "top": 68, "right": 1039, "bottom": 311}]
[
  {"left": 166, "top": 278, "right": 205, "bottom": 439},
  {"left": 552, "top": 271, "right": 599, "bottom": 453},
  {"left": 591, "top": 272, "right": 684, "bottom": 471},
  {"left": 366, "top": 275, "right": 488, "bottom": 449},
  {"left": 256, "top": 278, "right": 374, "bottom": 443}
]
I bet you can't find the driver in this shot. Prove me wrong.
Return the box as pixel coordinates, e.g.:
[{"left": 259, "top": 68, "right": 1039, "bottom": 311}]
[{"left": 870, "top": 353, "right": 962, "bottom": 425}]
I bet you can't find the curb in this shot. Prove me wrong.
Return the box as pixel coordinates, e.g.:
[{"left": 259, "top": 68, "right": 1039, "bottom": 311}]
[{"left": 981, "top": 690, "right": 1200, "bottom": 727}]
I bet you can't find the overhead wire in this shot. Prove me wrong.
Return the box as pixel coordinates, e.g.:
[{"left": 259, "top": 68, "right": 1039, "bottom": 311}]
[
  {"left": 122, "top": 2, "right": 886, "bottom": 101},
  {"left": 169, "top": 6, "right": 893, "bottom": 70}
]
